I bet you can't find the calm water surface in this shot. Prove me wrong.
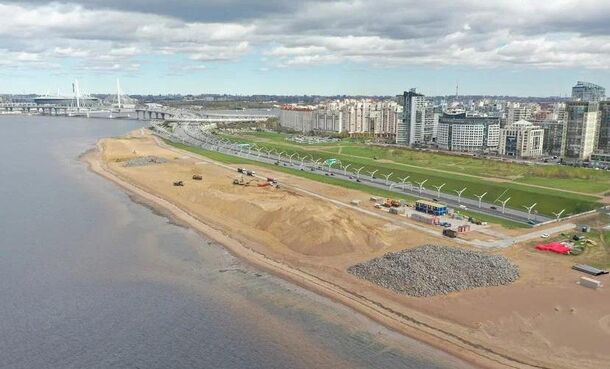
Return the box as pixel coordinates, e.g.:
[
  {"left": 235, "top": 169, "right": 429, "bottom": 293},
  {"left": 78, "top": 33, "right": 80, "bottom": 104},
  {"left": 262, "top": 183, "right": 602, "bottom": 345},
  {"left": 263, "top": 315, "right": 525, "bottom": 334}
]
[{"left": 0, "top": 115, "right": 473, "bottom": 369}]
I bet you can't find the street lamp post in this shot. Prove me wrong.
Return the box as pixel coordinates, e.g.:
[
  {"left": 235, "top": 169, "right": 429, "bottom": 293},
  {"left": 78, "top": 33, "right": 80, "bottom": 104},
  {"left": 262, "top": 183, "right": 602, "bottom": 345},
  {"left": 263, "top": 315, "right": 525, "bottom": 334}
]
[
  {"left": 432, "top": 183, "right": 445, "bottom": 199},
  {"left": 498, "top": 197, "right": 511, "bottom": 214},
  {"left": 474, "top": 192, "right": 487, "bottom": 208},
  {"left": 367, "top": 169, "right": 379, "bottom": 180},
  {"left": 399, "top": 176, "right": 410, "bottom": 188},
  {"left": 383, "top": 172, "right": 394, "bottom": 185},
  {"left": 552, "top": 209, "right": 566, "bottom": 222},
  {"left": 522, "top": 203, "right": 537, "bottom": 220},
  {"left": 454, "top": 187, "right": 467, "bottom": 203},
  {"left": 415, "top": 179, "right": 427, "bottom": 194},
  {"left": 354, "top": 166, "right": 365, "bottom": 179},
  {"left": 342, "top": 163, "right": 352, "bottom": 176}
]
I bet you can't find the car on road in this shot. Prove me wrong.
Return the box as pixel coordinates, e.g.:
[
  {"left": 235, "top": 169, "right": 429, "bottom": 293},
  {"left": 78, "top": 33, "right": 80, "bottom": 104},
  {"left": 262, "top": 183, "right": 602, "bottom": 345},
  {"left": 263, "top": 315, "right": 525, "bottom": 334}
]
[
  {"left": 540, "top": 233, "right": 549, "bottom": 238},
  {"left": 490, "top": 206, "right": 497, "bottom": 210}
]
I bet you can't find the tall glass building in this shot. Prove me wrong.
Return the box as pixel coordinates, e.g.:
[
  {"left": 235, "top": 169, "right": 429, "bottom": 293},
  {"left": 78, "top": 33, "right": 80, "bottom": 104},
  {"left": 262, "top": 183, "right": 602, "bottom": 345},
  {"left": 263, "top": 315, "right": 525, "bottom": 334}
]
[{"left": 571, "top": 81, "right": 605, "bottom": 102}]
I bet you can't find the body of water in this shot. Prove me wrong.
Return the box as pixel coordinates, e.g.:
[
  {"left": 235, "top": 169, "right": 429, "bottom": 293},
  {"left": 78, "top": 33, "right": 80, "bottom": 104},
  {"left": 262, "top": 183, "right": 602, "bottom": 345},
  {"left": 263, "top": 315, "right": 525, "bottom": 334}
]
[{"left": 0, "top": 115, "right": 473, "bottom": 369}]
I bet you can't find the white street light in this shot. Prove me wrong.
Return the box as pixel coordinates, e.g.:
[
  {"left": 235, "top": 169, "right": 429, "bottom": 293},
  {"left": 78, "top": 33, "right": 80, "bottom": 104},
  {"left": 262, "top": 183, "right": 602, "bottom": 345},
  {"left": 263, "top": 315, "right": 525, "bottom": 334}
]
[
  {"left": 367, "top": 169, "right": 379, "bottom": 179},
  {"left": 432, "top": 183, "right": 445, "bottom": 199},
  {"left": 277, "top": 151, "right": 285, "bottom": 161},
  {"left": 522, "top": 202, "right": 537, "bottom": 220},
  {"left": 342, "top": 163, "right": 352, "bottom": 176},
  {"left": 498, "top": 197, "right": 511, "bottom": 214},
  {"left": 399, "top": 176, "right": 410, "bottom": 190},
  {"left": 383, "top": 172, "right": 394, "bottom": 185},
  {"left": 354, "top": 166, "right": 365, "bottom": 179},
  {"left": 474, "top": 192, "right": 487, "bottom": 208},
  {"left": 415, "top": 179, "right": 427, "bottom": 194},
  {"left": 552, "top": 209, "right": 566, "bottom": 222},
  {"left": 288, "top": 153, "right": 297, "bottom": 165},
  {"left": 454, "top": 187, "right": 467, "bottom": 203}
]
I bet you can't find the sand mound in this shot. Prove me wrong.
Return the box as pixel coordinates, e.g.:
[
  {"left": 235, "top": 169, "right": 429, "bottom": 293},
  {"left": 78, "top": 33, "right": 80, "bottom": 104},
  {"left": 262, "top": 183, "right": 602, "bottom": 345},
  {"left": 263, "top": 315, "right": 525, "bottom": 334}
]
[{"left": 256, "top": 204, "right": 385, "bottom": 257}]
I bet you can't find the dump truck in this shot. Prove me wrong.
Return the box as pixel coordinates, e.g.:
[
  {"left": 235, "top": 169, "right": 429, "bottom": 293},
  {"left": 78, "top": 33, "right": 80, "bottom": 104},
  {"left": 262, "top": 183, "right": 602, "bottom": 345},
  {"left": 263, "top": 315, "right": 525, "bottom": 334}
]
[
  {"left": 237, "top": 167, "right": 244, "bottom": 173},
  {"left": 192, "top": 174, "right": 202, "bottom": 180},
  {"left": 443, "top": 229, "right": 457, "bottom": 238}
]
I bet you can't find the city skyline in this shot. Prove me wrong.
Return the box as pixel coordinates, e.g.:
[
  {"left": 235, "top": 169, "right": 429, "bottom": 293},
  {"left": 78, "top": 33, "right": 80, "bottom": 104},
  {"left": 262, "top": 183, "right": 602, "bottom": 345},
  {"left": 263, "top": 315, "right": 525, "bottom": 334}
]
[{"left": 0, "top": 0, "right": 609, "bottom": 96}]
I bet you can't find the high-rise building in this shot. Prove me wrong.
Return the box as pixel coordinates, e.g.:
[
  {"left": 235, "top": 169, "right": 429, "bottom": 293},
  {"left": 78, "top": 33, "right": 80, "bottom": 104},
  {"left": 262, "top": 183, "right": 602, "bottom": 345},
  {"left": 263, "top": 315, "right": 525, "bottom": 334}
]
[
  {"left": 498, "top": 120, "right": 544, "bottom": 158},
  {"left": 279, "top": 105, "right": 316, "bottom": 133},
  {"left": 562, "top": 101, "right": 599, "bottom": 161},
  {"left": 372, "top": 101, "right": 402, "bottom": 140},
  {"left": 537, "top": 120, "right": 564, "bottom": 156},
  {"left": 571, "top": 81, "right": 606, "bottom": 102},
  {"left": 436, "top": 112, "right": 500, "bottom": 152},
  {"left": 398, "top": 89, "right": 426, "bottom": 145},
  {"left": 598, "top": 101, "right": 610, "bottom": 153},
  {"left": 423, "top": 106, "right": 439, "bottom": 143},
  {"left": 507, "top": 105, "right": 532, "bottom": 125}
]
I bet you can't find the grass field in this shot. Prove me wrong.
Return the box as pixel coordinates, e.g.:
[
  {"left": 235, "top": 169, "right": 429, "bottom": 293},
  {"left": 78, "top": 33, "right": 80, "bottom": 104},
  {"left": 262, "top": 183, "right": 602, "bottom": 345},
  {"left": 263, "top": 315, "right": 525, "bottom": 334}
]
[
  {"left": 164, "top": 139, "right": 528, "bottom": 229},
  {"left": 223, "top": 131, "right": 610, "bottom": 193},
  {"left": 215, "top": 131, "right": 603, "bottom": 218}
]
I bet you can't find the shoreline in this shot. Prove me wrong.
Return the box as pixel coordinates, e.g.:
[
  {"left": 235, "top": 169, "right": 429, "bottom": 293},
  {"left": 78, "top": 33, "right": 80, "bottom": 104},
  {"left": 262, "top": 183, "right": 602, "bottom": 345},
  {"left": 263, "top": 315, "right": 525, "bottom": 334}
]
[{"left": 82, "top": 137, "right": 553, "bottom": 369}]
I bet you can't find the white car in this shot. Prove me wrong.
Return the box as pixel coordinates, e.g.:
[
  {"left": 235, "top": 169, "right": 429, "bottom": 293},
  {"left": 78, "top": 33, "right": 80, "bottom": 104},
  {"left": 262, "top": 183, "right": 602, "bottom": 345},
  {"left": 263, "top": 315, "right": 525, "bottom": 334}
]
[{"left": 540, "top": 233, "right": 549, "bottom": 238}]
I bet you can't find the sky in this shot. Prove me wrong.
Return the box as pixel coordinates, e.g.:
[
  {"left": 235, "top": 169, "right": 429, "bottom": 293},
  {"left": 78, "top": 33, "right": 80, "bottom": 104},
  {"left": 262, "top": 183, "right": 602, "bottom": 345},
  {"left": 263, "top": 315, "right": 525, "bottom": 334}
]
[{"left": 0, "top": 0, "right": 609, "bottom": 96}]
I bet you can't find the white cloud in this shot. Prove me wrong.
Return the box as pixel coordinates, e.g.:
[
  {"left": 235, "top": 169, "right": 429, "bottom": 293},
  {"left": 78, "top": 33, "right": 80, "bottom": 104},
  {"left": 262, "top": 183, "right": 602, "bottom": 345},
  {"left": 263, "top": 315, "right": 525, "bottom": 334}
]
[{"left": 0, "top": 0, "right": 609, "bottom": 74}]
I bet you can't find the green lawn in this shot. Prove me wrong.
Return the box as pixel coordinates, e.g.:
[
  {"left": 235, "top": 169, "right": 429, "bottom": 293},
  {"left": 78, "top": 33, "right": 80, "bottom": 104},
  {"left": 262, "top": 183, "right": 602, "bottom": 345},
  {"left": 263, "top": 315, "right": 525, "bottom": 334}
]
[
  {"left": 213, "top": 133, "right": 602, "bottom": 217},
  {"left": 165, "top": 139, "right": 528, "bottom": 229},
  {"left": 221, "top": 130, "right": 610, "bottom": 195}
]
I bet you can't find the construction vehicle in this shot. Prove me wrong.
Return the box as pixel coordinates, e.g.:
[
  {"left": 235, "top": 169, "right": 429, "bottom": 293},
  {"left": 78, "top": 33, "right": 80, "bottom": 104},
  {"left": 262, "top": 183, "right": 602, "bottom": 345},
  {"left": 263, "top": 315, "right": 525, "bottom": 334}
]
[
  {"left": 383, "top": 198, "right": 401, "bottom": 207},
  {"left": 232, "top": 176, "right": 256, "bottom": 186},
  {"left": 246, "top": 170, "right": 255, "bottom": 176},
  {"left": 173, "top": 180, "right": 184, "bottom": 186},
  {"left": 192, "top": 174, "right": 202, "bottom": 180},
  {"left": 237, "top": 168, "right": 245, "bottom": 173},
  {"left": 443, "top": 229, "right": 457, "bottom": 238}
]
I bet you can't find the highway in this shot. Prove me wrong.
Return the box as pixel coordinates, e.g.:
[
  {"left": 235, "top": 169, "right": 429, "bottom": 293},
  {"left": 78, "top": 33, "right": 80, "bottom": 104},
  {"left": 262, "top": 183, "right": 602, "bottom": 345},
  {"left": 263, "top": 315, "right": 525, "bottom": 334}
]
[{"left": 154, "top": 122, "right": 554, "bottom": 225}]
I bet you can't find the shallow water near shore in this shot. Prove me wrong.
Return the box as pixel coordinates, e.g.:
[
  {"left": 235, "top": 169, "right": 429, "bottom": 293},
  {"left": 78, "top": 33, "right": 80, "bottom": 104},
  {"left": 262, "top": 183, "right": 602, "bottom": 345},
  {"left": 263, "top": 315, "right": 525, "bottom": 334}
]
[{"left": 0, "top": 115, "right": 474, "bottom": 369}]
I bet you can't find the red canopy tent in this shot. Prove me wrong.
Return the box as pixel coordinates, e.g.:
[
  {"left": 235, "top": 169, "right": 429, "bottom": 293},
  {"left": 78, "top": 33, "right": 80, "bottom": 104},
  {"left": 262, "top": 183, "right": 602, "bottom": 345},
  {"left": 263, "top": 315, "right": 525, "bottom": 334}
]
[{"left": 535, "top": 242, "right": 571, "bottom": 254}]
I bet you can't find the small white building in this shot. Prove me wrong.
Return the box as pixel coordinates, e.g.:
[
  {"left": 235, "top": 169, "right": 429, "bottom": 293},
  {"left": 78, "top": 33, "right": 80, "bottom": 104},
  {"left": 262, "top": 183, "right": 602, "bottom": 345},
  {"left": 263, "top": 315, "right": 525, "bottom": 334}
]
[{"left": 498, "top": 120, "right": 544, "bottom": 158}]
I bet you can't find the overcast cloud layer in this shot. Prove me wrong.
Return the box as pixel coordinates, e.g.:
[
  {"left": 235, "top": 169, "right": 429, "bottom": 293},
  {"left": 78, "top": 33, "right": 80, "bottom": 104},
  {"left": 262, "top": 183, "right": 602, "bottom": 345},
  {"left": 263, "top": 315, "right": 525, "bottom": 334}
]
[{"left": 0, "top": 1, "right": 609, "bottom": 80}]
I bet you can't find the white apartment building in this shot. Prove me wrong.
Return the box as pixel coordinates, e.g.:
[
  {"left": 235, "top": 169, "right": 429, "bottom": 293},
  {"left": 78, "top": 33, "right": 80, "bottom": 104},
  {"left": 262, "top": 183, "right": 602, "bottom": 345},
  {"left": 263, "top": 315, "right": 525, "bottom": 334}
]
[
  {"left": 506, "top": 104, "right": 534, "bottom": 125},
  {"left": 436, "top": 112, "right": 500, "bottom": 152},
  {"left": 498, "top": 120, "right": 544, "bottom": 158}
]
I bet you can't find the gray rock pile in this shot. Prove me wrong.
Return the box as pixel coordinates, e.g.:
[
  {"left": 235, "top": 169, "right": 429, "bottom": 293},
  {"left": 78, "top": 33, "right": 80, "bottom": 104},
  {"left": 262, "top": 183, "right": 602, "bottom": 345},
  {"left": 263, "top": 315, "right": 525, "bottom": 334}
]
[
  {"left": 124, "top": 156, "right": 168, "bottom": 167},
  {"left": 348, "top": 245, "right": 519, "bottom": 297}
]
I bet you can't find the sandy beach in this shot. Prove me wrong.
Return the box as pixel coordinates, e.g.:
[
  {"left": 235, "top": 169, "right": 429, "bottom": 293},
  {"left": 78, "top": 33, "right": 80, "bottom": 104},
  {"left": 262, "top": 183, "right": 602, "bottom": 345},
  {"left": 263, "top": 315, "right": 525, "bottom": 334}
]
[{"left": 84, "top": 130, "right": 610, "bottom": 369}]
